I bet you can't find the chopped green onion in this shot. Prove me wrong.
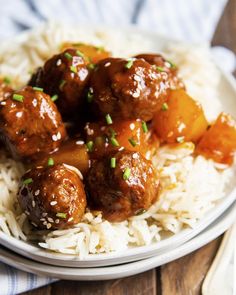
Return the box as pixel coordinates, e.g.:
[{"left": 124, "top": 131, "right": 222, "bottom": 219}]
[
  {"left": 87, "top": 88, "right": 93, "bottom": 103},
  {"left": 110, "top": 137, "right": 119, "bottom": 147},
  {"left": 76, "top": 50, "right": 84, "bottom": 58},
  {"left": 108, "top": 128, "right": 117, "bottom": 138},
  {"left": 96, "top": 46, "right": 105, "bottom": 52},
  {"left": 105, "top": 114, "right": 113, "bottom": 125},
  {"left": 156, "top": 66, "right": 165, "bottom": 72},
  {"left": 70, "top": 66, "right": 77, "bottom": 73},
  {"left": 64, "top": 52, "right": 73, "bottom": 60},
  {"left": 161, "top": 103, "right": 169, "bottom": 111},
  {"left": 3, "top": 76, "right": 11, "bottom": 84},
  {"left": 23, "top": 178, "right": 33, "bottom": 185},
  {"left": 86, "top": 141, "right": 94, "bottom": 152},
  {"left": 110, "top": 157, "right": 116, "bottom": 168},
  {"left": 47, "top": 158, "right": 54, "bottom": 166},
  {"left": 59, "top": 80, "right": 66, "bottom": 90},
  {"left": 128, "top": 138, "right": 137, "bottom": 147},
  {"left": 13, "top": 94, "right": 24, "bottom": 102},
  {"left": 125, "top": 59, "right": 134, "bottom": 69},
  {"left": 56, "top": 212, "right": 67, "bottom": 219},
  {"left": 176, "top": 136, "right": 185, "bottom": 143},
  {"left": 32, "top": 87, "right": 44, "bottom": 92},
  {"left": 142, "top": 121, "right": 148, "bottom": 133},
  {"left": 123, "top": 168, "right": 131, "bottom": 180},
  {"left": 88, "top": 63, "right": 96, "bottom": 70},
  {"left": 51, "top": 94, "right": 58, "bottom": 102},
  {"left": 167, "top": 60, "right": 176, "bottom": 69}
]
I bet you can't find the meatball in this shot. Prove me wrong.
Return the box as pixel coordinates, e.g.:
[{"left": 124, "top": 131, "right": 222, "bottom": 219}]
[
  {"left": 90, "top": 57, "right": 170, "bottom": 121},
  {"left": 0, "top": 86, "right": 67, "bottom": 160},
  {"left": 86, "top": 150, "right": 159, "bottom": 222},
  {"left": 29, "top": 48, "right": 90, "bottom": 116},
  {"left": 18, "top": 164, "right": 87, "bottom": 229},
  {"left": 135, "top": 54, "right": 185, "bottom": 89}
]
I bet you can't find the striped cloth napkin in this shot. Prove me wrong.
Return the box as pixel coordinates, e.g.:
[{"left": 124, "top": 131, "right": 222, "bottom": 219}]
[{"left": 0, "top": 0, "right": 233, "bottom": 294}]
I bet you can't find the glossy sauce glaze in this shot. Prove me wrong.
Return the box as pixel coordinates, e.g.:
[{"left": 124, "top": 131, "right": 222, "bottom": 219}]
[
  {"left": 18, "top": 164, "right": 86, "bottom": 229},
  {"left": 90, "top": 57, "right": 171, "bottom": 121},
  {"left": 0, "top": 43, "right": 235, "bottom": 229},
  {"left": 86, "top": 150, "right": 159, "bottom": 221},
  {"left": 0, "top": 86, "right": 67, "bottom": 160}
]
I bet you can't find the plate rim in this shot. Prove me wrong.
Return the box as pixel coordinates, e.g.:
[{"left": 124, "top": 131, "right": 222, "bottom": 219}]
[{"left": 0, "top": 201, "right": 235, "bottom": 280}]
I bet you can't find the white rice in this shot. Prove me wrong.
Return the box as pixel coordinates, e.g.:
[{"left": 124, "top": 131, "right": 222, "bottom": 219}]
[{"left": 0, "top": 22, "right": 235, "bottom": 257}]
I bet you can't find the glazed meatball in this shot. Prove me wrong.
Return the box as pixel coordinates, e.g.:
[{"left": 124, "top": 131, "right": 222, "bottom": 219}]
[
  {"left": 90, "top": 57, "right": 170, "bottom": 121},
  {"left": 29, "top": 48, "right": 90, "bottom": 116},
  {"left": 135, "top": 54, "right": 184, "bottom": 89},
  {"left": 0, "top": 86, "right": 67, "bottom": 160},
  {"left": 18, "top": 164, "right": 87, "bottom": 229},
  {"left": 86, "top": 150, "right": 159, "bottom": 222}
]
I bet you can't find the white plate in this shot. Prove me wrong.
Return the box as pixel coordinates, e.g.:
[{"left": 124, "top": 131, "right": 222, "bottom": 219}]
[
  {"left": 0, "top": 25, "right": 236, "bottom": 267},
  {"left": 0, "top": 202, "right": 235, "bottom": 281}
]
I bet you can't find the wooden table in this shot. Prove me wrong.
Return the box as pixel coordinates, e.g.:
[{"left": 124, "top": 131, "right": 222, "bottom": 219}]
[{"left": 23, "top": 1, "right": 236, "bottom": 294}]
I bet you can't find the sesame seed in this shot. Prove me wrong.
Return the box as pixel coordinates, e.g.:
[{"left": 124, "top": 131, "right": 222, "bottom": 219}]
[
  {"left": 52, "top": 134, "right": 58, "bottom": 141},
  {"left": 132, "top": 92, "right": 140, "bottom": 98},
  {"left": 35, "top": 190, "right": 40, "bottom": 196},
  {"left": 56, "top": 59, "right": 62, "bottom": 66},
  {"left": 42, "top": 212, "right": 48, "bottom": 217},
  {"left": 40, "top": 218, "right": 46, "bottom": 221},
  {"left": 43, "top": 221, "right": 47, "bottom": 225},
  {"left": 57, "top": 132, "right": 61, "bottom": 140},
  {"left": 32, "top": 99, "right": 38, "bottom": 107},
  {"left": 104, "top": 62, "right": 111, "bottom": 67},
  {"left": 76, "top": 140, "right": 84, "bottom": 145},
  {"left": 46, "top": 223, "right": 52, "bottom": 229},
  {"left": 134, "top": 75, "right": 141, "bottom": 82},
  {"left": 118, "top": 147, "right": 124, "bottom": 151},
  {"left": 55, "top": 219, "right": 60, "bottom": 224},
  {"left": 130, "top": 123, "right": 135, "bottom": 130},
  {"left": 47, "top": 217, "right": 54, "bottom": 223},
  {"left": 31, "top": 222, "right": 38, "bottom": 227},
  {"left": 50, "top": 201, "right": 57, "bottom": 206},
  {"left": 32, "top": 200, "right": 35, "bottom": 208},
  {"left": 132, "top": 153, "right": 139, "bottom": 159},
  {"left": 68, "top": 217, "right": 74, "bottom": 222},
  {"left": 25, "top": 210, "right": 30, "bottom": 216}
]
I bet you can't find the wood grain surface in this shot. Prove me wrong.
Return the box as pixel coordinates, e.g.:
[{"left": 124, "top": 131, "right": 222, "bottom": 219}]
[{"left": 22, "top": 0, "right": 236, "bottom": 294}]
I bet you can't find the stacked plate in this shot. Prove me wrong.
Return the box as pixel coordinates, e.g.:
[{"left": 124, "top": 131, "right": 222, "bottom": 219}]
[
  {"left": 0, "top": 26, "right": 236, "bottom": 280},
  {"left": 0, "top": 202, "right": 235, "bottom": 280}
]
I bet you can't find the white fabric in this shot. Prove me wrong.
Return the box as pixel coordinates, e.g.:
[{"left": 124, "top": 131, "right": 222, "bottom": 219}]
[{"left": 0, "top": 0, "right": 234, "bottom": 294}]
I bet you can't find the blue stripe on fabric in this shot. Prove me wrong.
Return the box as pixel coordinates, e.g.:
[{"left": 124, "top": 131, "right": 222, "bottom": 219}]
[
  {"left": 131, "top": 0, "right": 145, "bottom": 24},
  {"left": 4, "top": 263, "right": 11, "bottom": 295},
  {"left": 5, "top": 265, "right": 16, "bottom": 295}
]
